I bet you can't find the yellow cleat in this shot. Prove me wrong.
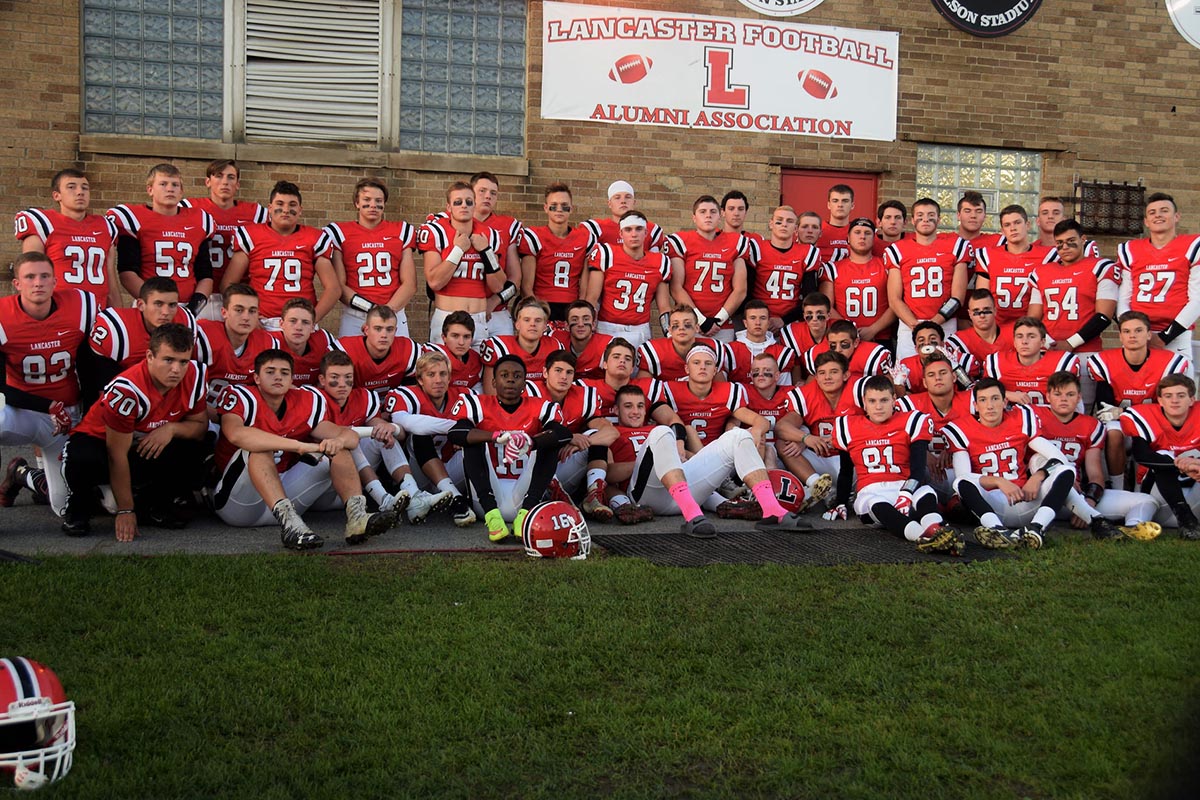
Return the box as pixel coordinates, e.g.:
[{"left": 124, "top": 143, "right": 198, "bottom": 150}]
[
  {"left": 485, "top": 509, "right": 511, "bottom": 542},
  {"left": 1119, "top": 521, "right": 1162, "bottom": 541}
]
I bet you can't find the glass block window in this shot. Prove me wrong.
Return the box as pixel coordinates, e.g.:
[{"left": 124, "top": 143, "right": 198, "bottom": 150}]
[
  {"left": 1077, "top": 181, "right": 1145, "bottom": 237},
  {"left": 915, "top": 145, "right": 1043, "bottom": 232},
  {"left": 399, "top": 0, "right": 526, "bottom": 156},
  {"left": 82, "top": 0, "right": 224, "bottom": 139}
]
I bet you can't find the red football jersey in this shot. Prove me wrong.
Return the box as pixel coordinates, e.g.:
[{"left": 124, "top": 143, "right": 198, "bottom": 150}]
[
  {"left": 550, "top": 330, "right": 612, "bottom": 381},
  {"left": 214, "top": 384, "right": 330, "bottom": 472},
  {"left": 416, "top": 216, "right": 502, "bottom": 300},
  {"left": 884, "top": 235, "right": 970, "bottom": 319},
  {"left": 75, "top": 360, "right": 206, "bottom": 439},
  {"left": 609, "top": 423, "right": 658, "bottom": 468},
  {"left": 984, "top": 350, "right": 1079, "bottom": 406},
  {"left": 384, "top": 383, "right": 465, "bottom": 463},
  {"left": 817, "top": 221, "right": 849, "bottom": 263},
  {"left": 90, "top": 305, "right": 197, "bottom": 369},
  {"left": 1119, "top": 403, "right": 1200, "bottom": 456},
  {"left": 894, "top": 389, "right": 974, "bottom": 456},
  {"left": 323, "top": 219, "right": 416, "bottom": 305},
  {"left": 269, "top": 328, "right": 341, "bottom": 386},
  {"left": 194, "top": 319, "right": 276, "bottom": 405},
  {"left": 526, "top": 381, "right": 601, "bottom": 432},
  {"left": 747, "top": 239, "right": 820, "bottom": 317},
  {"left": 580, "top": 377, "right": 665, "bottom": 423},
  {"left": 107, "top": 203, "right": 215, "bottom": 298},
  {"left": 833, "top": 409, "right": 933, "bottom": 488},
  {"left": 180, "top": 197, "right": 267, "bottom": 287},
  {"left": 519, "top": 224, "right": 596, "bottom": 304},
  {"left": 320, "top": 386, "right": 382, "bottom": 428},
  {"left": 778, "top": 321, "right": 826, "bottom": 355},
  {"left": 587, "top": 245, "right": 672, "bottom": 326},
  {"left": 583, "top": 217, "right": 664, "bottom": 253},
  {"left": 664, "top": 230, "right": 750, "bottom": 317},
  {"left": 822, "top": 256, "right": 890, "bottom": 330},
  {"left": 638, "top": 336, "right": 727, "bottom": 382},
  {"left": 943, "top": 404, "right": 1040, "bottom": 486},
  {"left": 423, "top": 342, "right": 483, "bottom": 392},
  {"left": 663, "top": 381, "right": 746, "bottom": 444},
  {"left": 1117, "top": 234, "right": 1200, "bottom": 329},
  {"left": 961, "top": 232, "right": 1004, "bottom": 271},
  {"left": 1087, "top": 348, "right": 1191, "bottom": 406},
  {"left": 338, "top": 334, "right": 419, "bottom": 395},
  {"left": 725, "top": 340, "right": 796, "bottom": 383},
  {"left": 479, "top": 213, "right": 522, "bottom": 313},
  {"left": 803, "top": 341, "right": 891, "bottom": 381},
  {"left": 451, "top": 393, "right": 563, "bottom": 480},
  {"left": 786, "top": 380, "right": 866, "bottom": 441},
  {"left": 975, "top": 243, "right": 1053, "bottom": 326},
  {"left": 871, "top": 233, "right": 911, "bottom": 259},
  {"left": 1033, "top": 406, "right": 1103, "bottom": 466},
  {"left": 946, "top": 326, "right": 1014, "bottom": 378},
  {"left": 14, "top": 208, "right": 119, "bottom": 306},
  {"left": 1026, "top": 256, "right": 1118, "bottom": 352},
  {"left": 742, "top": 383, "right": 792, "bottom": 445},
  {"left": 480, "top": 335, "right": 564, "bottom": 384},
  {"left": 0, "top": 288, "right": 96, "bottom": 405},
  {"left": 231, "top": 223, "right": 333, "bottom": 319}
]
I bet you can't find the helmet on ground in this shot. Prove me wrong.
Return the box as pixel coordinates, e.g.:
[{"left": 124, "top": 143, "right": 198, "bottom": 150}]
[
  {"left": 1, "top": 657, "right": 76, "bottom": 789},
  {"left": 521, "top": 501, "right": 590, "bottom": 560},
  {"left": 768, "top": 469, "right": 806, "bottom": 514}
]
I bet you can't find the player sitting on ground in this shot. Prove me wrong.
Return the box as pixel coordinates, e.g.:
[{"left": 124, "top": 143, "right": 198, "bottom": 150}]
[
  {"left": 269, "top": 297, "right": 340, "bottom": 386},
  {"left": 894, "top": 352, "right": 976, "bottom": 500},
  {"left": 448, "top": 354, "right": 572, "bottom": 542},
  {"left": 944, "top": 378, "right": 1076, "bottom": 549},
  {"left": 638, "top": 305, "right": 727, "bottom": 382},
  {"left": 480, "top": 296, "right": 563, "bottom": 391},
  {"left": 984, "top": 317, "right": 1079, "bottom": 407},
  {"left": 210, "top": 349, "right": 396, "bottom": 550},
  {"left": 550, "top": 300, "right": 612, "bottom": 380},
  {"left": 727, "top": 299, "right": 798, "bottom": 384},
  {"left": 828, "top": 376, "right": 965, "bottom": 555}
]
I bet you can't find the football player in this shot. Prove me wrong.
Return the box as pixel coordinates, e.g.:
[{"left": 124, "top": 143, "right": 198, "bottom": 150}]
[
  {"left": 583, "top": 180, "right": 664, "bottom": 253},
  {"left": 325, "top": 178, "right": 418, "bottom": 338},
  {"left": 1117, "top": 192, "right": 1200, "bottom": 377},
  {"left": 872, "top": 200, "right": 909, "bottom": 256},
  {"left": 797, "top": 211, "right": 823, "bottom": 249},
  {"left": 519, "top": 183, "right": 595, "bottom": 324},
  {"left": 1035, "top": 371, "right": 1160, "bottom": 538},
  {"left": 666, "top": 195, "right": 749, "bottom": 342},
  {"left": 426, "top": 310, "right": 484, "bottom": 393},
  {"left": 1089, "top": 311, "right": 1191, "bottom": 488},
  {"left": 895, "top": 352, "right": 976, "bottom": 499},
  {"left": 819, "top": 217, "right": 896, "bottom": 344},
  {"left": 180, "top": 159, "right": 267, "bottom": 320},
  {"left": 884, "top": 197, "right": 970, "bottom": 362},
  {"left": 719, "top": 190, "right": 763, "bottom": 253},
  {"left": 801, "top": 319, "right": 892, "bottom": 383},
  {"left": 221, "top": 180, "right": 338, "bottom": 330},
  {"left": 467, "top": 172, "right": 524, "bottom": 336},
  {"left": 955, "top": 191, "right": 1004, "bottom": 256},
  {"left": 1119, "top": 374, "right": 1200, "bottom": 538},
  {"left": 550, "top": 300, "right": 612, "bottom": 381},
  {"left": 747, "top": 205, "right": 821, "bottom": 332},
  {"left": 61, "top": 324, "right": 208, "bottom": 539},
  {"left": 417, "top": 181, "right": 508, "bottom": 344},
  {"left": 338, "top": 305, "right": 419, "bottom": 397},
  {"left": 662, "top": 345, "right": 768, "bottom": 456},
  {"left": 15, "top": 168, "right": 121, "bottom": 308},
  {"left": 193, "top": 283, "right": 275, "bottom": 410},
  {"left": 108, "top": 163, "right": 214, "bottom": 312},
  {"left": 975, "top": 205, "right": 1052, "bottom": 327},
  {"left": 0, "top": 253, "right": 98, "bottom": 515},
  {"left": 945, "top": 289, "right": 1012, "bottom": 378},
  {"left": 480, "top": 297, "right": 563, "bottom": 391},
  {"left": 817, "top": 184, "right": 853, "bottom": 263},
  {"left": 1034, "top": 196, "right": 1102, "bottom": 257},
  {"left": 945, "top": 378, "right": 1076, "bottom": 549},
  {"left": 89, "top": 277, "right": 196, "bottom": 385},
  {"left": 727, "top": 300, "right": 798, "bottom": 385},
  {"left": 602, "top": 384, "right": 668, "bottom": 524},
  {"left": 269, "top": 298, "right": 340, "bottom": 386},
  {"left": 584, "top": 211, "right": 673, "bottom": 348},
  {"left": 984, "top": 317, "right": 1080, "bottom": 406},
  {"left": 889, "top": 321, "right": 971, "bottom": 397},
  {"left": 778, "top": 292, "right": 833, "bottom": 356},
  {"left": 448, "top": 354, "right": 572, "bottom": 542},
  {"left": 828, "top": 376, "right": 965, "bottom": 554},
  {"left": 638, "top": 305, "right": 726, "bottom": 382},
  {"left": 577, "top": 337, "right": 670, "bottom": 423},
  {"left": 211, "top": 348, "right": 395, "bottom": 549}
]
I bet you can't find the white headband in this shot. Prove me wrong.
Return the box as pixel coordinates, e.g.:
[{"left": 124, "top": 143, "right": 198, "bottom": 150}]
[
  {"left": 687, "top": 345, "right": 719, "bottom": 364},
  {"left": 608, "top": 180, "right": 635, "bottom": 198},
  {"left": 620, "top": 214, "right": 647, "bottom": 228}
]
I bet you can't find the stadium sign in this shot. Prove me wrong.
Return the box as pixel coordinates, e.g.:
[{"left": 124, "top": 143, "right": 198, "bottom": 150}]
[{"left": 929, "top": 0, "right": 1043, "bottom": 38}]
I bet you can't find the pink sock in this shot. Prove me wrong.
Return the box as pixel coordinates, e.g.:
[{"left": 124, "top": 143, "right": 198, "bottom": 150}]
[
  {"left": 669, "top": 482, "right": 703, "bottom": 519},
  {"left": 751, "top": 480, "right": 788, "bottom": 518}
]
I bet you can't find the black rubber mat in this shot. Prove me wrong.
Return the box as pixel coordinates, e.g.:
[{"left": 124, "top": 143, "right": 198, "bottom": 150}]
[{"left": 591, "top": 527, "right": 1013, "bottom": 567}]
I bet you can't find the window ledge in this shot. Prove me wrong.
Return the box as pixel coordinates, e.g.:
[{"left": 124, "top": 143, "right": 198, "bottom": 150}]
[{"left": 79, "top": 135, "right": 529, "bottom": 177}]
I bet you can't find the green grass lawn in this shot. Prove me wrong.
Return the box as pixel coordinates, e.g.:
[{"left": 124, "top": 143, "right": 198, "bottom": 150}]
[{"left": 4, "top": 539, "right": 1199, "bottom": 799}]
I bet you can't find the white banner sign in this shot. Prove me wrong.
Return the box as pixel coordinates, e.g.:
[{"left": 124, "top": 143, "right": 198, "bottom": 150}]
[{"left": 541, "top": 2, "right": 899, "bottom": 142}]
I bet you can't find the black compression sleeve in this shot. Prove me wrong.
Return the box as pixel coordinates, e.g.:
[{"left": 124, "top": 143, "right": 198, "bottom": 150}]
[
  {"left": 835, "top": 451, "right": 854, "bottom": 506},
  {"left": 193, "top": 241, "right": 213, "bottom": 281},
  {"left": 1131, "top": 437, "right": 1176, "bottom": 468},
  {"left": 116, "top": 237, "right": 141, "bottom": 273},
  {"left": 909, "top": 440, "right": 931, "bottom": 485},
  {"left": 533, "top": 421, "right": 572, "bottom": 450},
  {"left": 1070, "top": 313, "right": 1112, "bottom": 344},
  {"left": 447, "top": 419, "right": 475, "bottom": 447},
  {"left": 1094, "top": 380, "right": 1115, "bottom": 407}
]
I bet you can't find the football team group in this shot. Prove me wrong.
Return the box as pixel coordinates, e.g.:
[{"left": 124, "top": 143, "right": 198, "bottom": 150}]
[{"left": 3, "top": 161, "right": 1199, "bottom": 557}]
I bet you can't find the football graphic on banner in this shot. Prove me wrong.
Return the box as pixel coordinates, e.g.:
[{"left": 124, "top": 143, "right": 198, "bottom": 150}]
[
  {"left": 609, "top": 54, "right": 653, "bottom": 84},
  {"left": 798, "top": 69, "right": 838, "bottom": 99}
]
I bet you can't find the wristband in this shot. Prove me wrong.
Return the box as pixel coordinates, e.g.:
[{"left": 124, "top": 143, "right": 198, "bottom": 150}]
[
  {"left": 671, "top": 423, "right": 687, "bottom": 441},
  {"left": 115, "top": 509, "right": 136, "bottom": 516},
  {"left": 901, "top": 478, "right": 920, "bottom": 494},
  {"left": 937, "top": 298, "right": 961, "bottom": 319},
  {"left": 1084, "top": 482, "right": 1105, "bottom": 503},
  {"left": 1160, "top": 321, "right": 1187, "bottom": 344},
  {"left": 497, "top": 281, "right": 518, "bottom": 303},
  {"left": 659, "top": 312, "right": 671, "bottom": 334},
  {"left": 349, "top": 293, "right": 374, "bottom": 314},
  {"left": 715, "top": 308, "right": 731, "bottom": 324},
  {"left": 480, "top": 246, "right": 501, "bottom": 274},
  {"left": 446, "top": 246, "right": 465, "bottom": 266}
]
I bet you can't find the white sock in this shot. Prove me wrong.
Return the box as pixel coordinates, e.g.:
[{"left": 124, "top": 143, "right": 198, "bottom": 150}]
[
  {"left": 437, "top": 478, "right": 460, "bottom": 496},
  {"left": 399, "top": 474, "right": 420, "bottom": 496},
  {"left": 806, "top": 473, "right": 825, "bottom": 487},
  {"left": 980, "top": 511, "right": 1003, "bottom": 529},
  {"left": 904, "top": 521, "right": 924, "bottom": 541},
  {"left": 364, "top": 480, "right": 388, "bottom": 505},
  {"left": 920, "top": 513, "right": 941, "bottom": 531},
  {"left": 1032, "top": 506, "right": 1056, "bottom": 529},
  {"left": 587, "top": 468, "right": 606, "bottom": 487},
  {"left": 609, "top": 494, "right": 631, "bottom": 508},
  {"left": 1110, "top": 474, "right": 1124, "bottom": 491}
]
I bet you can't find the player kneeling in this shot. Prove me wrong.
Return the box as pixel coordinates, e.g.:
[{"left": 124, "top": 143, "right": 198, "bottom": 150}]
[
  {"left": 211, "top": 349, "right": 397, "bottom": 550},
  {"left": 829, "top": 376, "right": 965, "bottom": 555}
]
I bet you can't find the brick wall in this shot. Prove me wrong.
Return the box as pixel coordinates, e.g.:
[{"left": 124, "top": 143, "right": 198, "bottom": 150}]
[{"left": 3, "top": 0, "right": 1198, "bottom": 339}]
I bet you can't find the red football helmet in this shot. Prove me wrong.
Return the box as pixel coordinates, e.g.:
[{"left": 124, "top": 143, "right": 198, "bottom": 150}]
[
  {"left": 521, "top": 501, "right": 590, "bottom": 560},
  {"left": 1, "top": 658, "right": 76, "bottom": 787},
  {"left": 768, "top": 469, "right": 806, "bottom": 514}
]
